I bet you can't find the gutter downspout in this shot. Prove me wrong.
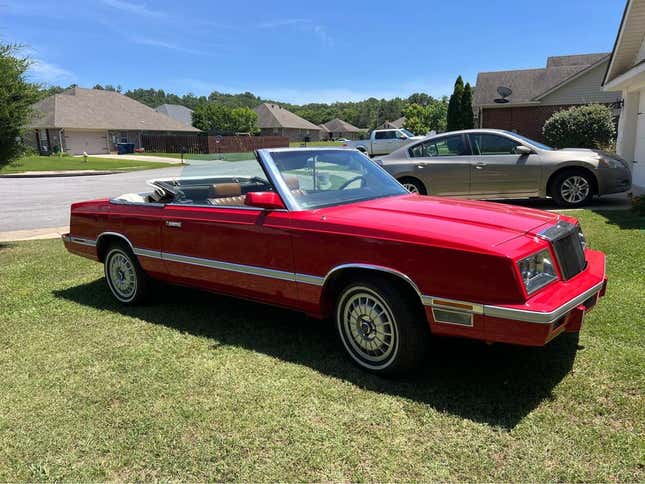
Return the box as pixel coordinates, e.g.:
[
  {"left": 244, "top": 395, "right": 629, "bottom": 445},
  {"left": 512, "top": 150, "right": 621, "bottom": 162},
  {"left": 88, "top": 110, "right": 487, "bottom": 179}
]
[{"left": 59, "top": 129, "right": 64, "bottom": 154}]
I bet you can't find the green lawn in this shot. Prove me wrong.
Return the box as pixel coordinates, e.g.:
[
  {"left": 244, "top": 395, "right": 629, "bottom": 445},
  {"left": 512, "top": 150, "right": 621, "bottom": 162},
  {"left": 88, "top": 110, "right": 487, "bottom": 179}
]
[
  {"left": 0, "top": 155, "right": 178, "bottom": 174},
  {"left": 0, "top": 210, "right": 643, "bottom": 481}
]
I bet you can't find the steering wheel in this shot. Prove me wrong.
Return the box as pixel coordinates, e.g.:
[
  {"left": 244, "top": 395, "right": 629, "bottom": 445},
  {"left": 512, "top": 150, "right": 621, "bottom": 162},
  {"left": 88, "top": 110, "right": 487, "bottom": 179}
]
[{"left": 338, "top": 175, "right": 365, "bottom": 190}]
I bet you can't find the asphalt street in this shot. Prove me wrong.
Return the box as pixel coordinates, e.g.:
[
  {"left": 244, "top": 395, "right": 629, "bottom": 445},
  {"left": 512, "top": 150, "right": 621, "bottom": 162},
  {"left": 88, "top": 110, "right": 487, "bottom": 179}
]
[
  {"left": 0, "top": 159, "right": 632, "bottom": 233},
  {"left": 0, "top": 160, "right": 263, "bottom": 232}
]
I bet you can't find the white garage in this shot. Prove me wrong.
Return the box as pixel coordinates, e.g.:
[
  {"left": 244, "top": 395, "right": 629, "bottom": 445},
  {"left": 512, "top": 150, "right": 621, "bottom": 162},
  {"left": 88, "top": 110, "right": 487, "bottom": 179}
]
[
  {"left": 603, "top": 0, "right": 645, "bottom": 191},
  {"left": 64, "top": 130, "right": 109, "bottom": 155}
]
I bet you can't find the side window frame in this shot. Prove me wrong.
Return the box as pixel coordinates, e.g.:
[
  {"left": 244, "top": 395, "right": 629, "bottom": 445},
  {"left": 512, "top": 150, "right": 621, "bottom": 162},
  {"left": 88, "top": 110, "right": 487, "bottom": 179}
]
[
  {"left": 467, "top": 133, "right": 520, "bottom": 156},
  {"left": 408, "top": 134, "right": 470, "bottom": 158}
]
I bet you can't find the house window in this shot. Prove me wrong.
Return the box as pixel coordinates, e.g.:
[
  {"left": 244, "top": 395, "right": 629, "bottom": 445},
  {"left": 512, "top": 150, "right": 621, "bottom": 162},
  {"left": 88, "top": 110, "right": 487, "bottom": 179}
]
[
  {"left": 38, "top": 130, "right": 49, "bottom": 151},
  {"left": 119, "top": 132, "right": 128, "bottom": 143}
]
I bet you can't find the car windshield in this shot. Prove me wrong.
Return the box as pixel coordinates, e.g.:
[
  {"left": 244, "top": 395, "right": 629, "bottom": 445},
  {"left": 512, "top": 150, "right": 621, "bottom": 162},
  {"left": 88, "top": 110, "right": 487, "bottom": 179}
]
[
  {"left": 400, "top": 129, "right": 415, "bottom": 138},
  {"left": 268, "top": 149, "right": 407, "bottom": 209},
  {"left": 505, "top": 131, "right": 553, "bottom": 151}
]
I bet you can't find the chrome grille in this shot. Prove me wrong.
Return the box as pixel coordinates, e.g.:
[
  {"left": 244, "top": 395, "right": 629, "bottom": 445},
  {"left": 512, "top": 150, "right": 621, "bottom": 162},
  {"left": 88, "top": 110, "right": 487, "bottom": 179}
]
[{"left": 539, "top": 221, "right": 587, "bottom": 280}]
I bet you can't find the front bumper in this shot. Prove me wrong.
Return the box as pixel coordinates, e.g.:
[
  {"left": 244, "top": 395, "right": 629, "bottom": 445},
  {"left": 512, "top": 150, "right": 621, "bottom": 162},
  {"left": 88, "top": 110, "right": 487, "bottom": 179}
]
[{"left": 427, "top": 249, "right": 607, "bottom": 346}]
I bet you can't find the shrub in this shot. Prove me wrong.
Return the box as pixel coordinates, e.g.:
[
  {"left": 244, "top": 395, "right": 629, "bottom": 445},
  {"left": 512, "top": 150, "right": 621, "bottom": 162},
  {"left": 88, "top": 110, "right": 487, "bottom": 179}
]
[{"left": 543, "top": 104, "right": 616, "bottom": 149}]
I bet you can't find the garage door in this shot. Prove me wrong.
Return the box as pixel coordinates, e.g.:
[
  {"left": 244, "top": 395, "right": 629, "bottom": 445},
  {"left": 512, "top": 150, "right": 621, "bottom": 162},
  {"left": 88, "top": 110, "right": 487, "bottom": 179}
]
[
  {"left": 634, "top": 90, "right": 645, "bottom": 189},
  {"left": 64, "top": 130, "right": 108, "bottom": 155}
]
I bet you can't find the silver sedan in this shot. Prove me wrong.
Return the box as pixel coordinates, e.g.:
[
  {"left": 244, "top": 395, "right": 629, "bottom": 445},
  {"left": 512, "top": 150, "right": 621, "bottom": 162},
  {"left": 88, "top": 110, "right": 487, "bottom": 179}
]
[{"left": 377, "top": 129, "right": 632, "bottom": 207}]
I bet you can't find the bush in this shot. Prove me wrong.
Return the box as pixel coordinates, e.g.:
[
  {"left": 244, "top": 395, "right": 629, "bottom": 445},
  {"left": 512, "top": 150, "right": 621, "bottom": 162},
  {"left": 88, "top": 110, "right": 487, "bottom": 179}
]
[{"left": 543, "top": 104, "right": 616, "bottom": 149}]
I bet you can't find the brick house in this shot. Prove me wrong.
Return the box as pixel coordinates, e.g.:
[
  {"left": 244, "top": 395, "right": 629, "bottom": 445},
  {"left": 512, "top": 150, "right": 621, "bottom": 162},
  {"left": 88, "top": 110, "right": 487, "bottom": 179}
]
[
  {"left": 28, "top": 88, "right": 200, "bottom": 155},
  {"left": 474, "top": 54, "right": 621, "bottom": 141},
  {"left": 253, "top": 103, "right": 322, "bottom": 142}
]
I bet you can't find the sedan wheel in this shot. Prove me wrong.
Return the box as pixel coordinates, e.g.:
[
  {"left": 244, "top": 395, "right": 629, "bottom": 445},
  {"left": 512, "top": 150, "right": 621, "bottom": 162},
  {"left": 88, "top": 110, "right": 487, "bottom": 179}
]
[
  {"left": 398, "top": 177, "right": 427, "bottom": 195},
  {"left": 552, "top": 171, "right": 594, "bottom": 207},
  {"left": 403, "top": 183, "right": 420, "bottom": 194},
  {"left": 104, "top": 244, "right": 148, "bottom": 304},
  {"left": 335, "top": 277, "right": 430, "bottom": 375}
]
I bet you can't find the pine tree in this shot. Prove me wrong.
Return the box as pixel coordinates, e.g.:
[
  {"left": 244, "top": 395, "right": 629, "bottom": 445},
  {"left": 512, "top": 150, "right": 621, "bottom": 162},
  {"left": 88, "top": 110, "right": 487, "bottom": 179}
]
[
  {"left": 460, "top": 82, "right": 474, "bottom": 129},
  {"left": 446, "top": 76, "right": 464, "bottom": 131}
]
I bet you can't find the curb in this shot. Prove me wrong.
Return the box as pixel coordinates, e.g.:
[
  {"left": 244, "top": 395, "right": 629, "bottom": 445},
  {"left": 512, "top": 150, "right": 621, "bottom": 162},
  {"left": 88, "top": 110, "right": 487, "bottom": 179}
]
[{"left": 0, "top": 170, "right": 122, "bottom": 179}]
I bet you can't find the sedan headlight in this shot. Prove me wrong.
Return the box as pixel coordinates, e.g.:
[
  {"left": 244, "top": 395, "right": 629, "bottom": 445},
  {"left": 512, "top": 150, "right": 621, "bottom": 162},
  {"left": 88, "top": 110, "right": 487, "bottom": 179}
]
[
  {"left": 599, "top": 156, "right": 626, "bottom": 169},
  {"left": 517, "top": 249, "right": 557, "bottom": 294}
]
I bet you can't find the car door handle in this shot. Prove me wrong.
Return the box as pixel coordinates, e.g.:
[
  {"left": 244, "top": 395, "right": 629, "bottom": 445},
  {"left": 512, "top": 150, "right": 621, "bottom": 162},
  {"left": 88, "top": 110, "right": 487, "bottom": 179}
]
[
  {"left": 165, "top": 221, "right": 182, "bottom": 228},
  {"left": 474, "top": 162, "right": 487, "bottom": 170},
  {"left": 416, "top": 164, "right": 425, "bottom": 169}
]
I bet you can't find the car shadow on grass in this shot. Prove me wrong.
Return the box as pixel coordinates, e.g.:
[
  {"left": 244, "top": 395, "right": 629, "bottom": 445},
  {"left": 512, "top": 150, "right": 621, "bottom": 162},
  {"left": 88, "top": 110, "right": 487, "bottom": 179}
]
[
  {"left": 55, "top": 279, "right": 581, "bottom": 430},
  {"left": 592, "top": 208, "right": 644, "bottom": 230}
]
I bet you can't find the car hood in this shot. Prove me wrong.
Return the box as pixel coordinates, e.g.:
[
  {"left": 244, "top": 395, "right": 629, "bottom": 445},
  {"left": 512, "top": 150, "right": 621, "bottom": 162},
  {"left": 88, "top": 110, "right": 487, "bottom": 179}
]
[{"left": 318, "top": 195, "right": 560, "bottom": 253}]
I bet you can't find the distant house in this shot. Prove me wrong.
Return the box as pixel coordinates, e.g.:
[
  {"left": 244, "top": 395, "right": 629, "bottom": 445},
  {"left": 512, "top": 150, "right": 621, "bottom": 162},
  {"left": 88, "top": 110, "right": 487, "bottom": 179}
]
[
  {"left": 603, "top": 0, "right": 645, "bottom": 191},
  {"left": 28, "top": 88, "right": 200, "bottom": 155},
  {"left": 320, "top": 118, "right": 363, "bottom": 140},
  {"left": 474, "top": 53, "right": 621, "bottom": 141},
  {"left": 155, "top": 103, "right": 195, "bottom": 127},
  {"left": 377, "top": 117, "right": 406, "bottom": 130},
  {"left": 318, "top": 123, "right": 330, "bottom": 140},
  {"left": 253, "top": 103, "right": 321, "bottom": 142}
]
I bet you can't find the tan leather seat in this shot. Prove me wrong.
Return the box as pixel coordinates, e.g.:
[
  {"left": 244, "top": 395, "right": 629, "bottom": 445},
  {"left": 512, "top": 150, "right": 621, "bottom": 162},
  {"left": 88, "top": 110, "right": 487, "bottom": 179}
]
[
  {"left": 207, "top": 183, "right": 246, "bottom": 206},
  {"left": 283, "top": 175, "right": 305, "bottom": 196}
]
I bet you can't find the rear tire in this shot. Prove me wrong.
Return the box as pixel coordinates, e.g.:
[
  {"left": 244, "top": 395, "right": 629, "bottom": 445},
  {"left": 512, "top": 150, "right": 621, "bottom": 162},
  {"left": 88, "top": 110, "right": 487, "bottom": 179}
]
[
  {"left": 104, "top": 242, "right": 149, "bottom": 304},
  {"left": 334, "top": 276, "right": 430, "bottom": 376},
  {"left": 398, "top": 177, "right": 427, "bottom": 195},
  {"left": 551, "top": 170, "right": 594, "bottom": 207}
]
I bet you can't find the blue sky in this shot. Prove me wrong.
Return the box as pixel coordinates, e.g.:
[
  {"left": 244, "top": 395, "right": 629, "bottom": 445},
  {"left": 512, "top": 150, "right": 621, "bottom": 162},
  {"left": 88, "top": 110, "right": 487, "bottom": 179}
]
[{"left": 0, "top": 0, "right": 624, "bottom": 104}]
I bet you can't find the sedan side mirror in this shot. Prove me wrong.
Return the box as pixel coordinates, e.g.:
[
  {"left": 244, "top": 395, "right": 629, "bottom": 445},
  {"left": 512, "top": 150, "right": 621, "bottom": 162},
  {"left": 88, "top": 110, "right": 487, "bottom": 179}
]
[
  {"left": 244, "top": 191, "right": 286, "bottom": 210},
  {"left": 515, "top": 145, "right": 533, "bottom": 155}
]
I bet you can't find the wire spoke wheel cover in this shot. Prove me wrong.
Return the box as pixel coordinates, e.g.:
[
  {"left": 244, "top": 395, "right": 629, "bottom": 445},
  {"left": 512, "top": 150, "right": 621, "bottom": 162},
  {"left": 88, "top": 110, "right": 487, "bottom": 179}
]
[
  {"left": 105, "top": 249, "right": 137, "bottom": 302},
  {"left": 337, "top": 286, "right": 399, "bottom": 369},
  {"left": 560, "top": 175, "right": 590, "bottom": 204}
]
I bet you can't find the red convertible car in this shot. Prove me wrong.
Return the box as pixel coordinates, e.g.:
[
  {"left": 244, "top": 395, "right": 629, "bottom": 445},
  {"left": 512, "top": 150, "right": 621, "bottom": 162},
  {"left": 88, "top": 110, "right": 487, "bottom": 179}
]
[{"left": 63, "top": 148, "right": 607, "bottom": 375}]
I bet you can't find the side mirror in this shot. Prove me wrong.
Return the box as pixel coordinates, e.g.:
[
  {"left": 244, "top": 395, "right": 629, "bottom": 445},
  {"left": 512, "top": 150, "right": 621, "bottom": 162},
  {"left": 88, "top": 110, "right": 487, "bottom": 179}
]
[
  {"left": 244, "top": 191, "right": 286, "bottom": 210},
  {"left": 515, "top": 145, "right": 533, "bottom": 155}
]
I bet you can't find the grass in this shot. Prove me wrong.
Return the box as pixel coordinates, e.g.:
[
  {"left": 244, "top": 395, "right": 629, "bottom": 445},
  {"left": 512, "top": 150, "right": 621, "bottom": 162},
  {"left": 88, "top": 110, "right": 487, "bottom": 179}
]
[
  {"left": 0, "top": 210, "right": 643, "bottom": 481},
  {"left": 0, "top": 155, "right": 178, "bottom": 174}
]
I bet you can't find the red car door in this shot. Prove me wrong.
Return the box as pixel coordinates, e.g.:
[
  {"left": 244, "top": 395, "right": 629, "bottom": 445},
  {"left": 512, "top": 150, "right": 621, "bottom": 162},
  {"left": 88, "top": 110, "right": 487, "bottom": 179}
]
[{"left": 160, "top": 204, "right": 298, "bottom": 307}]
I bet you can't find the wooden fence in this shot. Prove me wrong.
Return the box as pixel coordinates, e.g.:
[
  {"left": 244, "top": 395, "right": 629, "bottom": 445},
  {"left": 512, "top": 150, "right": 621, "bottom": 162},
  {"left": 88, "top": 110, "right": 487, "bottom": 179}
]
[
  {"left": 208, "top": 136, "right": 289, "bottom": 153},
  {"left": 141, "top": 134, "right": 289, "bottom": 154},
  {"left": 141, "top": 134, "right": 208, "bottom": 154}
]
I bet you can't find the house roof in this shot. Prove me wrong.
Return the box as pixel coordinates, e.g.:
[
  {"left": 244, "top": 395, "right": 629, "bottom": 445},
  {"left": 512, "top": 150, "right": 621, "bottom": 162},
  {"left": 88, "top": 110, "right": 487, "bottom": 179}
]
[
  {"left": 253, "top": 103, "right": 321, "bottom": 130},
  {"left": 474, "top": 53, "right": 610, "bottom": 107},
  {"left": 603, "top": 0, "right": 645, "bottom": 84},
  {"left": 318, "top": 124, "right": 330, "bottom": 132},
  {"left": 378, "top": 116, "right": 406, "bottom": 129},
  {"left": 155, "top": 103, "right": 194, "bottom": 127},
  {"left": 321, "top": 118, "right": 361, "bottom": 133},
  {"left": 30, "top": 88, "right": 201, "bottom": 131}
]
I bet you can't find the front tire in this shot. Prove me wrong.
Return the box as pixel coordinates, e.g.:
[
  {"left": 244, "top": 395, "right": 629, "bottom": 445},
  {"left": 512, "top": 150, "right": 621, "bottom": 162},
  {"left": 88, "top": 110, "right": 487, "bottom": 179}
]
[
  {"left": 551, "top": 170, "right": 594, "bottom": 207},
  {"left": 335, "top": 277, "right": 429, "bottom": 376},
  {"left": 104, "top": 243, "right": 149, "bottom": 304}
]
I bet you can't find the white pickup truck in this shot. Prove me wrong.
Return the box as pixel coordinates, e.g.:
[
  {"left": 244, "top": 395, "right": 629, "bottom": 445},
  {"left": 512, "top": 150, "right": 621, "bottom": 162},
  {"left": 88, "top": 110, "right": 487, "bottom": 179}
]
[{"left": 342, "top": 128, "right": 423, "bottom": 156}]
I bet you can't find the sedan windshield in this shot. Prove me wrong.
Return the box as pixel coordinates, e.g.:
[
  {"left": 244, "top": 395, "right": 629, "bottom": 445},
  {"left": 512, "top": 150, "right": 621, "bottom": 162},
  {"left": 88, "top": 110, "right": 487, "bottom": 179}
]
[
  {"left": 269, "top": 149, "right": 408, "bottom": 209},
  {"left": 505, "top": 131, "right": 553, "bottom": 151}
]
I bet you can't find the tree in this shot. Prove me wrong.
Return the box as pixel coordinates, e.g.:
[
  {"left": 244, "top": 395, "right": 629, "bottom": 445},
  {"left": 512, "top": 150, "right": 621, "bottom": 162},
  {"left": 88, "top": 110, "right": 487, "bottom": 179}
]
[
  {"left": 446, "top": 76, "right": 464, "bottom": 131},
  {"left": 0, "top": 43, "right": 41, "bottom": 165},
  {"left": 402, "top": 99, "right": 448, "bottom": 135},
  {"left": 543, "top": 104, "right": 616, "bottom": 149},
  {"left": 229, "top": 107, "right": 258, "bottom": 134},
  {"left": 460, "top": 82, "right": 474, "bottom": 129}
]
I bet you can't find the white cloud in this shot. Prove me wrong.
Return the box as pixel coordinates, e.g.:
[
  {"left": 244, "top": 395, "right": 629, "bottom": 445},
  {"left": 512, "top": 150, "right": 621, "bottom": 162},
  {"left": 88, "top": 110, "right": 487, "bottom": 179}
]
[
  {"left": 99, "top": 0, "right": 165, "bottom": 18},
  {"left": 28, "top": 60, "right": 75, "bottom": 84},
  {"left": 129, "top": 36, "right": 215, "bottom": 56}
]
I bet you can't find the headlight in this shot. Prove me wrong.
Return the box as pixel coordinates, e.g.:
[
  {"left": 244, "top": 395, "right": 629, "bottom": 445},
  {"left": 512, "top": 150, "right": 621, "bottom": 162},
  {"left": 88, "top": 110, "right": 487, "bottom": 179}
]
[
  {"left": 517, "top": 249, "right": 557, "bottom": 294},
  {"left": 599, "top": 156, "right": 626, "bottom": 169}
]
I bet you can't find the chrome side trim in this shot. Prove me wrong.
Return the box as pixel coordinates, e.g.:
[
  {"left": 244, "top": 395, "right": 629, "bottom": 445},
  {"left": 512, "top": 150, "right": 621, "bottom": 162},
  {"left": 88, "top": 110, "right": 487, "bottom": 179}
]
[
  {"left": 294, "top": 273, "right": 325, "bottom": 286},
  {"left": 70, "top": 236, "right": 96, "bottom": 247},
  {"left": 133, "top": 248, "right": 163, "bottom": 259},
  {"left": 163, "top": 252, "right": 298, "bottom": 283},
  {"left": 483, "top": 279, "right": 605, "bottom": 324}
]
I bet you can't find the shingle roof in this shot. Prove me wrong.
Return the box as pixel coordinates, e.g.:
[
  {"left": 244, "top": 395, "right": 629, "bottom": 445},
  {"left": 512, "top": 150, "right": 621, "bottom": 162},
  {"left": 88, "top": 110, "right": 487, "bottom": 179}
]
[
  {"left": 30, "top": 88, "right": 201, "bottom": 131},
  {"left": 474, "top": 53, "right": 610, "bottom": 107},
  {"left": 253, "top": 103, "right": 321, "bottom": 130},
  {"left": 155, "top": 103, "right": 194, "bottom": 127},
  {"left": 604, "top": 0, "right": 645, "bottom": 84},
  {"left": 321, "top": 118, "right": 361, "bottom": 132},
  {"left": 378, "top": 116, "right": 406, "bottom": 129},
  {"left": 318, "top": 124, "right": 330, "bottom": 132}
]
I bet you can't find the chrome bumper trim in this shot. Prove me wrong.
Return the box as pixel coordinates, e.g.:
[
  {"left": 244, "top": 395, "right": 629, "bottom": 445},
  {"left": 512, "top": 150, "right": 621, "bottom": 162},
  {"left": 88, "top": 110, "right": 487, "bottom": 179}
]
[
  {"left": 70, "top": 236, "right": 96, "bottom": 247},
  {"left": 482, "top": 279, "right": 605, "bottom": 324}
]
